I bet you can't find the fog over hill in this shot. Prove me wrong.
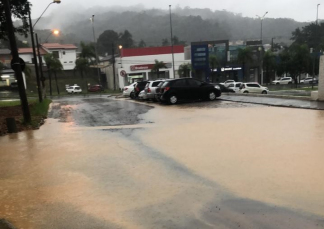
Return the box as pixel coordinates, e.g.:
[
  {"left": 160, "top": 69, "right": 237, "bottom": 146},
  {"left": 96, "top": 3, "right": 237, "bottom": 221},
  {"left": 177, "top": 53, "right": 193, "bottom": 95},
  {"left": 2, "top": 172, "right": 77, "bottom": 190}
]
[{"left": 27, "top": 5, "right": 308, "bottom": 47}]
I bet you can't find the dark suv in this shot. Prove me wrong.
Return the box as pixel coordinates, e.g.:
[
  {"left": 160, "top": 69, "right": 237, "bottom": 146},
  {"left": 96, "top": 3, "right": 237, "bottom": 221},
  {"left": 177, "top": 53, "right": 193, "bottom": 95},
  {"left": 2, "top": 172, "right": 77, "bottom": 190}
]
[
  {"left": 157, "top": 78, "right": 221, "bottom": 104},
  {"left": 130, "top": 81, "right": 149, "bottom": 99}
]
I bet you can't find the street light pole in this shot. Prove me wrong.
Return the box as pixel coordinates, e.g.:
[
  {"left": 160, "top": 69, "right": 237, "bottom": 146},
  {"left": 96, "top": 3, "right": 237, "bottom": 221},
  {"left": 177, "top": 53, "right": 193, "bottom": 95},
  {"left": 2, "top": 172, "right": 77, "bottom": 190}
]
[
  {"left": 3, "top": 0, "right": 31, "bottom": 123},
  {"left": 28, "top": 4, "right": 43, "bottom": 102},
  {"left": 317, "top": 4, "right": 320, "bottom": 25},
  {"left": 169, "top": 5, "right": 176, "bottom": 79},
  {"left": 256, "top": 11, "right": 268, "bottom": 84},
  {"left": 90, "top": 15, "right": 101, "bottom": 84}
]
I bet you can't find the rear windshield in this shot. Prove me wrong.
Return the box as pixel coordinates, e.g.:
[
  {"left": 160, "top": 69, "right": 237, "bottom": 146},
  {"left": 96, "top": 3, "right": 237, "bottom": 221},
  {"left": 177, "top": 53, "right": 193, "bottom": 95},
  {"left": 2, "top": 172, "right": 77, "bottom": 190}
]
[
  {"left": 161, "top": 82, "right": 169, "bottom": 87},
  {"left": 152, "top": 81, "right": 161, "bottom": 87},
  {"left": 75, "top": 87, "right": 80, "bottom": 90}
]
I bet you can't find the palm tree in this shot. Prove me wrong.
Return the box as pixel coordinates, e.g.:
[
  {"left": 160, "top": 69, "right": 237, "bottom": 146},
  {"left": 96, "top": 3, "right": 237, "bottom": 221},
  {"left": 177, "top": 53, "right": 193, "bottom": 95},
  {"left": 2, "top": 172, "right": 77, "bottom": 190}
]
[
  {"left": 209, "top": 55, "right": 219, "bottom": 82},
  {"left": 151, "top": 60, "right": 167, "bottom": 79},
  {"left": 237, "top": 47, "right": 253, "bottom": 82},
  {"left": 75, "top": 58, "right": 90, "bottom": 91},
  {"left": 51, "top": 58, "right": 63, "bottom": 95},
  {"left": 178, "top": 63, "right": 191, "bottom": 78},
  {"left": 80, "top": 42, "right": 96, "bottom": 64},
  {"left": 263, "top": 51, "right": 276, "bottom": 83},
  {"left": 44, "top": 53, "right": 55, "bottom": 96}
]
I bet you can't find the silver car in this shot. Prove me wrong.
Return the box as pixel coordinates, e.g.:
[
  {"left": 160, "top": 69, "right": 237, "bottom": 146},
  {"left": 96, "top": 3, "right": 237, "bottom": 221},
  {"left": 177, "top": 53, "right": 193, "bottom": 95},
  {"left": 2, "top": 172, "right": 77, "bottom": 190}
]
[{"left": 142, "top": 80, "right": 166, "bottom": 100}]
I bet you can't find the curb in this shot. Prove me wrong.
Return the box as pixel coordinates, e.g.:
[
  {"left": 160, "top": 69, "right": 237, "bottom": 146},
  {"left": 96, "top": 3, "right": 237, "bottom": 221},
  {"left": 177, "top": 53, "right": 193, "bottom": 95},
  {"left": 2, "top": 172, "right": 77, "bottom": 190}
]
[{"left": 222, "top": 93, "right": 312, "bottom": 101}]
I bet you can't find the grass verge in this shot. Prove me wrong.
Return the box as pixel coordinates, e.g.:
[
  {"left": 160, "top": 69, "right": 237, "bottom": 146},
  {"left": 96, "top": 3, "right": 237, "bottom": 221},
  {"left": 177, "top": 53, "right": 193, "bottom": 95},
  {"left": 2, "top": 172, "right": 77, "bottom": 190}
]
[{"left": 30, "top": 98, "right": 52, "bottom": 117}]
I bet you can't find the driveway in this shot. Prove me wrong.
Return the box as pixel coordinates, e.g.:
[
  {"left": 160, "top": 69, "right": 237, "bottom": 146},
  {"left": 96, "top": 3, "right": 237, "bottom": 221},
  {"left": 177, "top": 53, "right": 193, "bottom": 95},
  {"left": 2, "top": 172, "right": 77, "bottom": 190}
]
[{"left": 0, "top": 96, "right": 323, "bottom": 229}]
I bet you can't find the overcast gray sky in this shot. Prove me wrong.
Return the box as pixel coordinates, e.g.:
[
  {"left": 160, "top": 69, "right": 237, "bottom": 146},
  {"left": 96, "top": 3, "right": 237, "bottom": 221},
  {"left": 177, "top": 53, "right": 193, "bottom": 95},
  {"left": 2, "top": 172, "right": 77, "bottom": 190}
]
[{"left": 29, "top": 0, "right": 322, "bottom": 22}]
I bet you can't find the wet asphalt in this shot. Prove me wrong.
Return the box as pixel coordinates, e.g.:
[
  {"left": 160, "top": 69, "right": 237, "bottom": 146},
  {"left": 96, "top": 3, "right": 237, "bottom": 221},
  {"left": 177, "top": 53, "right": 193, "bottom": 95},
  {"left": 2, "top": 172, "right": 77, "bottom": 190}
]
[{"left": 0, "top": 96, "right": 324, "bottom": 229}]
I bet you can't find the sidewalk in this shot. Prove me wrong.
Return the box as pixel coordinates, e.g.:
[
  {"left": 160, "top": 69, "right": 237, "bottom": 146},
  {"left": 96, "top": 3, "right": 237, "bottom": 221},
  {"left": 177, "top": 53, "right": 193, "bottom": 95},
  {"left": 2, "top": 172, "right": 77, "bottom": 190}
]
[{"left": 221, "top": 94, "right": 324, "bottom": 110}]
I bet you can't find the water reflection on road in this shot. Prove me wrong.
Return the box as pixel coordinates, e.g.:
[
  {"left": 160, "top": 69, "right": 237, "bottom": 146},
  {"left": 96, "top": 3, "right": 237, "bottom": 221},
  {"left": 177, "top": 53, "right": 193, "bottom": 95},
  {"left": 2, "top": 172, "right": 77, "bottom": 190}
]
[{"left": 0, "top": 97, "right": 323, "bottom": 229}]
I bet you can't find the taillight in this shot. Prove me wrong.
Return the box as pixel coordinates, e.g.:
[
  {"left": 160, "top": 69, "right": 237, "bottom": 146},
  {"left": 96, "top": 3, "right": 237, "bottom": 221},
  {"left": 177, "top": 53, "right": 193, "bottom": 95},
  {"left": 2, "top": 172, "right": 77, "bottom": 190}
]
[
  {"left": 165, "top": 87, "right": 170, "bottom": 91},
  {"left": 148, "top": 88, "right": 151, "bottom": 93},
  {"left": 124, "top": 87, "right": 128, "bottom": 91}
]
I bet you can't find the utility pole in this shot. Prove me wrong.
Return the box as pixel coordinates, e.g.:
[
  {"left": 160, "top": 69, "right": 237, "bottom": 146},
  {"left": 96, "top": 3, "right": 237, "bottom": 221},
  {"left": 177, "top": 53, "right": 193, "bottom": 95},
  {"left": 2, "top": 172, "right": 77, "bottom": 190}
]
[
  {"left": 3, "top": 0, "right": 31, "bottom": 123},
  {"left": 112, "top": 43, "right": 116, "bottom": 91},
  {"left": 36, "top": 34, "right": 46, "bottom": 97},
  {"left": 28, "top": 5, "right": 42, "bottom": 102},
  {"left": 169, "top": 5, "right": 176, "bottom": 79}
]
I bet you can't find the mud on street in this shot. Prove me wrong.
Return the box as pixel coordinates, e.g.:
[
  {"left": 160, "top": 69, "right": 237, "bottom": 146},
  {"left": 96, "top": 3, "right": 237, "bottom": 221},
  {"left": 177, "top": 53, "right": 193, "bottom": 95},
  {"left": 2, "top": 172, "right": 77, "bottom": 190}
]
[{"left": 0, "top": 96, "right": 324, "bottom": 229}]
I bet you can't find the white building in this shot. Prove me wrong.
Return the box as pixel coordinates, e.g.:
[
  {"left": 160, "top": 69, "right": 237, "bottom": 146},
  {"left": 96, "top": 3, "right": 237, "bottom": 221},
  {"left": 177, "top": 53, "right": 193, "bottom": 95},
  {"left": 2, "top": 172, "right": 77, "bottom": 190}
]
[
  {"left": 115, "top": 45, "right": 190, "bottom": 89},
  {"left": 18, "top": 47, "right": 47, "bottom": 64},
  {"left": 42, "top": 43, "right": 78, "bottom": 70}
]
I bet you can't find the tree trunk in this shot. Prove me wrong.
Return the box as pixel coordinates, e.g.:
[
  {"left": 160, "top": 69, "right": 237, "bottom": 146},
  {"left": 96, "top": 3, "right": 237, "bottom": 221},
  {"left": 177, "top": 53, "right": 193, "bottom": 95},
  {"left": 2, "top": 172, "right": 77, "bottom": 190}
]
[
  {"left": 48, "top": 70, "right": 52, "bottom": 96},
  {"left": 54, "top": 72, "right": 60, "bottom": 95}
]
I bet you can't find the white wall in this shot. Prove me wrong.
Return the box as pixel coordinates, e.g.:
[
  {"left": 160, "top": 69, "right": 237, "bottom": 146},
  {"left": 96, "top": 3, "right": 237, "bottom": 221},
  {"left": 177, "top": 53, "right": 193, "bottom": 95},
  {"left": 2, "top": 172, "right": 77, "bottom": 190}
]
[
  {"left": 19, "top": 53, "right": 45, "bottom": 64},
  {"left": 49, "top": 49, "right": 76, "bottom": 70},
  {"left": 116, "top": 53, "right": 189, "bottom": 88}
]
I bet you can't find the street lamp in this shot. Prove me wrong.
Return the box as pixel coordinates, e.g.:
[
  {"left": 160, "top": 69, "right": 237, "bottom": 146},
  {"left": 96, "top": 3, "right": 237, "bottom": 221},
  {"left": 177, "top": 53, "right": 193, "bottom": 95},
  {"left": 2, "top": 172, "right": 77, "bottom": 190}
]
[
  {"left": 169, "top": 5, "right": 176, "bottom": 79},
  {"left": 119, "top": 45, "right": 123, "bottom": 68},
  {"left": 317, "top": 4, "right": 320, "bottom": 25},
  {"left": 44, "top": 29, "right": 60, "bottom": 43},
  {"left": 90, "top": 15, "right": 101, "bottom": 84},
  {"left": 256, "top": 11, "right": 268, "bottom": 84}
]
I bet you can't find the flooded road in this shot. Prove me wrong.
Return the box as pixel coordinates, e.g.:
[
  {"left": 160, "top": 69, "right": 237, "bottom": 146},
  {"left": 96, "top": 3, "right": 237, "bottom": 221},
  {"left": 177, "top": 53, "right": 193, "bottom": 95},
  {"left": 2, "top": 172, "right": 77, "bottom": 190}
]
[{"left": 0, "top": 96, "right": 324, "bottom": 229}]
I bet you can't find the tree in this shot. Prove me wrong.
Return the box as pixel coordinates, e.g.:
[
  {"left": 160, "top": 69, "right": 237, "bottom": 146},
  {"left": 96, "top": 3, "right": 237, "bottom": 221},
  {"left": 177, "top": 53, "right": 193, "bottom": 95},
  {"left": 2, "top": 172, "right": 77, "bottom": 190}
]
[
  {"left": 209, "top": 55, "right": 219, "bottom": 82},
  {"left": 44, "top": 53, "right": 63, "bottom": 95},
  {"left": 162, "top": 38, "right": 170, "bottom": 46},
  {"left": 0, "top": 0, "right": 29, "bottom": 40},
  {"left": 237, "top": 47, "right": 253, "bottom": 81},
  {"left": 172, "top": 36, "right": 186, "bottom": 46},
  {"left": 119, "top": 30, "right": 134, "bottom": 48},
  {"left": 138, "top": 39, "right": 146, "bottom": 48},
  {"left": 288, "top": 44, "right": 311, "bottom": 86},
  {"left": 276, "top": 49, "right": 291, "bottom": 77},
  {"left": 97, "top": 30, "right": 119, "bottom": 56},
  {"left": 151, "top": 60, "right": 167, "bottom": 78},
  {"left": 80, "top": 42, "right": 96, "bottom": 63},
  {"left": 75, "top": 58, "right": 90, "bottom": 92},
  {"left": 178, "top": 63, "right": 191, "bottom": 78},
  {"left": 23, "top": 64, "right": 32, "bottom": 79},
  {"left": 263, "top": 51, "right": 276, "bottom": 83}
]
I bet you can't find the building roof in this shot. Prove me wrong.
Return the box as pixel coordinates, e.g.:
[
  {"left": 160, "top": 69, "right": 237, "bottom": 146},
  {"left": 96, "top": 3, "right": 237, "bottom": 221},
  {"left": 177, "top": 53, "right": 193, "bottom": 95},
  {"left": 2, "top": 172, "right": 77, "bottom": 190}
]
[
  {"left": 0, "top": 49, "right": 11, "bottom": 55},
  {"left": 121, "top": 45, "right": 184, "bottom": 57},
  {"left": 19, "top": 47, "right": 48, "bottom": 55},
  {"left": 42, "top": 43, "right": 78, "bottom": 50}
]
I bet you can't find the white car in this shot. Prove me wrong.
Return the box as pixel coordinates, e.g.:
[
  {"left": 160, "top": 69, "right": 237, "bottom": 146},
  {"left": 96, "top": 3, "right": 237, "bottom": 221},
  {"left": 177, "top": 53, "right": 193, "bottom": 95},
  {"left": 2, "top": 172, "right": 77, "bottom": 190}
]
[
  {"left": 227, "top": 82, "right": 242, "bottom": 93},
  {"left": 66, "top": 85, "right": 82, "bottom": 94},
  {"left": 272, "top": 77, "right": 293, "bottom": 85},
  {"left": 300, "top": 77, "right": 316, "bottom": 84},
  {"left": 239, "top": 82, "right": 269, "bottom": 94},
  {"left": 220, "top": 80, "right": 235, "bottom": 87},
  {"left": 122, "top": 82, "right": 136, "bottom": 97}
]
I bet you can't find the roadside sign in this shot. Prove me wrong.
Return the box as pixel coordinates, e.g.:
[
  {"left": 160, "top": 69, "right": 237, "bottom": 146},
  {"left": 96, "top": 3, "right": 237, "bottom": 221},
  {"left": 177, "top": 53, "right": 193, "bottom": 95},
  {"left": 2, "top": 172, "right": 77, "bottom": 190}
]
[
  {"left": 120, "top": 70, "right": 127, "bottom": 77},
  {"left": 11, "top": 58, "right": 25, "bottom": 71}
]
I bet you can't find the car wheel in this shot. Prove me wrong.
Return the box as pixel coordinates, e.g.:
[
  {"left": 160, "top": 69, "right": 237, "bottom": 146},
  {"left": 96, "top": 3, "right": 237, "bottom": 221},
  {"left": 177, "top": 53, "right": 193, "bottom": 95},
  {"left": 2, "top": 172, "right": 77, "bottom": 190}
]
[
  {"left": 208, "top": 91, "right": 216, "bottom": 101},
  {"left": 276, "top": 83, "right": 280, "bottom": 85},
  {"left": 168, "top": 94, "right": 178, "bottom": 105},
  {"left": 262, "top": 90, "right": 268, "bottom": 94},
  {"left": 130, "top": 92, "right": 135, "bottom": 99},
  {"left": 288, "top": 82, "right": 292, "bottom": 84},
  {"left": 243, "top": 91, "right": 249, "bottom": 93}
]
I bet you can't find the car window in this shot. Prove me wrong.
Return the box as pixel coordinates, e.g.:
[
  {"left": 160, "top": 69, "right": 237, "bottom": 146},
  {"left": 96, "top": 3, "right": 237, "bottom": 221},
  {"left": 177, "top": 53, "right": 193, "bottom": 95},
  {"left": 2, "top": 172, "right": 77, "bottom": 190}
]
[
  {"left": 75, "top": 87, "right": 80, "bottom": 90},
  {"left": 236, "top": 83, "right": 241, "bottom": 87},
  {"left": 187, "top": 79, "right": 202, "bottom": 87},
  {"left": 152, "top": 81, "right": 161, "bottom": 87},
  {"left": 173, "top": 80, "right": 187, "bottom": 87},
  {"left": 68, "top": 87, "right": 73, "bottom": 89},
  {"left": 161, "top": 81, "right": 169, "bottom": 87},
  {"left": 228, "top": 84, "right": 234, "bottom": 87}
]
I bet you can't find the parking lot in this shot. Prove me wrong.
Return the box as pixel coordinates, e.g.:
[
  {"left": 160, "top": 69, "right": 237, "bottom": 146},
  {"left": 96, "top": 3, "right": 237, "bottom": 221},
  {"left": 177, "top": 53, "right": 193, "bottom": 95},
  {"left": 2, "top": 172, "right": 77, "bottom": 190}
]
[{"left": 0, "top": 96, "right": 324, "bottom": 229}]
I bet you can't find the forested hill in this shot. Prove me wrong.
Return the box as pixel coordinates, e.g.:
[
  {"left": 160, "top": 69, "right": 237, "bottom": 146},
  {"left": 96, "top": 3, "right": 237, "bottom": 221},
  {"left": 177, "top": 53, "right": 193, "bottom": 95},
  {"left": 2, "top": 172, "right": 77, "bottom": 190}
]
[{"left": 31, "top": 5, "right": 308, "bottom": 47}]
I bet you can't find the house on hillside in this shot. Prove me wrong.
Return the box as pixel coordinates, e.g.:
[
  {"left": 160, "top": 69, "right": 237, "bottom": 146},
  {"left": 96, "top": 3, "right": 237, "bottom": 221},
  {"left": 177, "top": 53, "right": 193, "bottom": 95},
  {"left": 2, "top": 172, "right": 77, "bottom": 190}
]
[
  {"left": 42, "top": 43, "right": 77, "bottom": 70},
  {"left": 18, "top": 47, "right": 47, "bottom": 65}
]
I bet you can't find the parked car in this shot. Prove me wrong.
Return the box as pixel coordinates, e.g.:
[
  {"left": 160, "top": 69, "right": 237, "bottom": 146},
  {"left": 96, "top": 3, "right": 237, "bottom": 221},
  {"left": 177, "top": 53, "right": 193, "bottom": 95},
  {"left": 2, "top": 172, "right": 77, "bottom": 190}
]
[
  {"left": 141, "top": 80, "right": 166, "bottom": 100},
  {"left": 88, "top": 85, "right": 104, "bottom": 92},
  {"left": 122, "top": 82, "right": 137, "bottom": 97},
  {"left": 239, "top": 82, "right": 269, "bottom": 94},
  {"left": 138, "top": 90, "right": 146, "bottom": 99},
  {"left": 66, "top": 85, "right": 82, "bottom": 94},
  {"left": 130, "top": 81, "right": 149, "bottom": 99},
  {"left": 219, "top": 80, "right": 235, "bottom": 87},
  {"left": 157, "top": 78, "right": 221, "bottom": 104},
  {"left": 213, "top": 83, "right": 235, "bottom": 93},
  {"left": 227, "top": 82, "right": 242, "bottom": 93},
  {"left": 300, "top": 77, "right": 318, "bottom": 84},
  {"left": 272, "top": 77, "right": 293, "bottom": 85}
]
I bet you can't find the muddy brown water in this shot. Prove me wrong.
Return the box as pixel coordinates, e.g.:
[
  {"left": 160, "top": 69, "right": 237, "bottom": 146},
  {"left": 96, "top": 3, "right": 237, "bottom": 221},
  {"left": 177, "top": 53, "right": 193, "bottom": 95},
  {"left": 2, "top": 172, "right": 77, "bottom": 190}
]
[{"left": 0, "top": 97, "right": 324, "bottom": 229}]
